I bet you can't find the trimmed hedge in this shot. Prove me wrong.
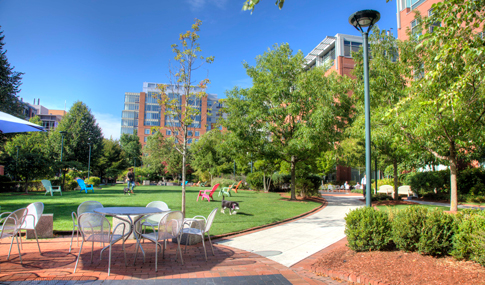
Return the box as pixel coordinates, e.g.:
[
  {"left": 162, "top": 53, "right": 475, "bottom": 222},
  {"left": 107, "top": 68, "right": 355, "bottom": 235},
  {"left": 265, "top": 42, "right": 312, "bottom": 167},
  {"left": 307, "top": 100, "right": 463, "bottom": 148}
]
[
  {"left": 391, "top": 206, "right": 429, "bottom": 252},
  {"left": 345, "top": 207, "right": 392, "bottom": 251}
]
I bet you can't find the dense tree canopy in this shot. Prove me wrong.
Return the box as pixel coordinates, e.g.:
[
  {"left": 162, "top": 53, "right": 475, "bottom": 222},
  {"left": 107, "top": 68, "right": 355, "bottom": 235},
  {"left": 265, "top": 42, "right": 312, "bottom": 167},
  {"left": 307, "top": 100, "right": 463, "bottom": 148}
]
[
  {"left": 0, "top": 27, "right": 24, "bottom": 117},
  {"left": 223, "top": 43, "right": 353, "bottom": 200}
]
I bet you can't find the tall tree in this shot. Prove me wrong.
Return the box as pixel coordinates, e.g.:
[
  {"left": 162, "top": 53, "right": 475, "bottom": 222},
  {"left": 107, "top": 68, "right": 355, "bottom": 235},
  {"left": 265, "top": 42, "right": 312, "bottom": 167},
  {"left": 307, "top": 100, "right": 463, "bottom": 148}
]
[
  {"left": 120, "top": 131, "right": 142, "bottom": 168},
  {"left": 94, "top": 138, "right": 127, "bottom": 182},
  {"left": 143, "top": 132, "right": 183, "bottom": 180},
  {"left": 223, "top": 43, "right": 353, "bottom": 200},
  {"left": 0, "top": 27, "right": 24, "bottom": 117},
  {"left": 4, "top": 116, "right": 53, "bottom": 193},
  {"left": 393, "top": 0, "right": 485, "bottom": 211},
  {"left": 156, "top": 19, "right": 214, "bottom": 215},
  {"left": 242, "top": 0, "right": 285, "bottom": 12}
]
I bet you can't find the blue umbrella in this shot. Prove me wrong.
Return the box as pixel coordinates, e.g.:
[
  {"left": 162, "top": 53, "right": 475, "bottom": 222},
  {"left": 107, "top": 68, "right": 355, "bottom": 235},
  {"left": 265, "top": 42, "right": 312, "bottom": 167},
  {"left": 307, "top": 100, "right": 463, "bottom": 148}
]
[{"left": 0, "top": 111, "right": 45, "bottom": 133}]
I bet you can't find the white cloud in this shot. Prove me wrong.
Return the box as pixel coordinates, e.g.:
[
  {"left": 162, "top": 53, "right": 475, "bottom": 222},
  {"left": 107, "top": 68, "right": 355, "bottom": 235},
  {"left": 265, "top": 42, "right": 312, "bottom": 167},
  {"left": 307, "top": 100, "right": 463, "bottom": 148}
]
[
  {"left": 93, "top": 112, "right": 121, "bottom": 140},
  {"left": 186, "top": 0, "right": 227, "bottom": 11}
]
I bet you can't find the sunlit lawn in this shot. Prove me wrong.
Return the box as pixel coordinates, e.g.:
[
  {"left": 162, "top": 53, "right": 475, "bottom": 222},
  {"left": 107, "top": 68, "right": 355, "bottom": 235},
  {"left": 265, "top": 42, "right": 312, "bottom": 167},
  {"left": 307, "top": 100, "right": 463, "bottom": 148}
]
[
  {"left": 0, "top": 185, "right": 321, "bottom": 236},
  {"left": 375, "top": 204, "right": 462, "bottom": 212}
]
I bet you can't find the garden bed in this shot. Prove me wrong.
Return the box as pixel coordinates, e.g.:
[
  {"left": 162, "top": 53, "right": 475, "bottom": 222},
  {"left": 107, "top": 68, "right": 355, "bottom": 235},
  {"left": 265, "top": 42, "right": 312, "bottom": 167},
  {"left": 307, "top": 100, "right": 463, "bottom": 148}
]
[{"left": 312, "top": 238, "right": 485, "bottom": 285}]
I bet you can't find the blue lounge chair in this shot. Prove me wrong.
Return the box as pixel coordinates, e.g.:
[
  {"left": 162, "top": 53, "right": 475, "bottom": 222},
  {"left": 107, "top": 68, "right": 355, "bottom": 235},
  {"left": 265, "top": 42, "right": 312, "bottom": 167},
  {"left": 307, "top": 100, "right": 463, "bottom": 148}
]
[{"left": 77, "top": 179, "right": 94, "bottom": 193}]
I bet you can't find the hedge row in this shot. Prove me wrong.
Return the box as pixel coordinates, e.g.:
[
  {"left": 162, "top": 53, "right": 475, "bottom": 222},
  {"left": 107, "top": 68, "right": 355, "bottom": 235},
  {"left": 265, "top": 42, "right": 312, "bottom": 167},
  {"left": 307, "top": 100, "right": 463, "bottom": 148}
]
[{"left": 345, "top": 207, "right": 485, "bottom": 266}]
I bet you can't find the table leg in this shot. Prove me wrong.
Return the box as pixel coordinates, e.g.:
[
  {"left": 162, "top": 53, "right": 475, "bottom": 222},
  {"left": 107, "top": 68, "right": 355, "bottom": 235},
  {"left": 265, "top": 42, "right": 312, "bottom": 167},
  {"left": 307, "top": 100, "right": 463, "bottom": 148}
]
[{"left": 132, "top": 215, "right": 147, "bottom": 264}]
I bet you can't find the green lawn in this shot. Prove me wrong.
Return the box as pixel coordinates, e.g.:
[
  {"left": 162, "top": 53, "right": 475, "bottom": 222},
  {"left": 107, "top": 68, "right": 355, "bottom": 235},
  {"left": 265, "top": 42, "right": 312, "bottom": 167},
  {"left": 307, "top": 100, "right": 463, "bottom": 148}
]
[
  {"left": 0, "top": 185, "right": 320, "bottom": 236},
  {"left": 376, "top": 204, "right": 460, "bottom": 212}
]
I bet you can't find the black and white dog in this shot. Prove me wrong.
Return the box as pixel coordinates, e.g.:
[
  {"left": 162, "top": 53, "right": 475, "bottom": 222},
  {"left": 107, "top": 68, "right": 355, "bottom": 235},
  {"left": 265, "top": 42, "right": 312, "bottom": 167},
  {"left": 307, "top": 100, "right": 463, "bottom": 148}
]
[
  {"left": 124, "top": 187, "right": 134, "bottom": 195},
  {"left": 221, "top": 195, "right": 240, "bottom": 215}
]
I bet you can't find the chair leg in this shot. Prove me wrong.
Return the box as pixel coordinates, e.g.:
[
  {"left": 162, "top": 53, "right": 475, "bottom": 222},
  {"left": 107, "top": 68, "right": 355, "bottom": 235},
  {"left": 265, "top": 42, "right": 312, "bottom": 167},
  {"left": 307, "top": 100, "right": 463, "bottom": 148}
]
[
  {"left": 108, "top": 244, "right": 112, "bottom": 276},
  {"left": 15, "top": 234, "right": 23, "bottom": 264},
  {"left": 8, "top": 235, "right": 15, "bottom": 260},
  {"left": 134, "top": 239, "right": 139, "bottom": 265},
  {"left": 207, "top": 233, "right": 215, "bottom": 256},
  {"left": 177, "top": 236, "right": 184, "bottom": 265},
  {"left": 33, "top": 227, "right": 42, "bottom": 254},
  {"left": 73, "top": 240, "right": 85, "bottom": 274},
  {"left": 69, "top": 226, "right": 76, "bottom": 253},
  {"left": 90, "top": 241, "right": 94, "bottom": 263},
  {"left": 201, "top": 234, "right": 207, "bottom": 261},
  {"left": 185, "top": 232, "right": 189, "bottom": 253},
  {"left": 155, "top": 241, "right": 158, "bottom": 272},
  {"left": 18, "top": 230, "right": 23, "bottom": 249}
]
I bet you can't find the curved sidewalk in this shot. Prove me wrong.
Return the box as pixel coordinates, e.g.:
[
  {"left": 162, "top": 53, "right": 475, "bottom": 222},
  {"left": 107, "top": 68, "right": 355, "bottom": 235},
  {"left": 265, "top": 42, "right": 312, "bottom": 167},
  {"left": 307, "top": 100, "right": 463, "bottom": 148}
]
[{"left": 216, "top": 193, "right": 364, "bottom": 267}]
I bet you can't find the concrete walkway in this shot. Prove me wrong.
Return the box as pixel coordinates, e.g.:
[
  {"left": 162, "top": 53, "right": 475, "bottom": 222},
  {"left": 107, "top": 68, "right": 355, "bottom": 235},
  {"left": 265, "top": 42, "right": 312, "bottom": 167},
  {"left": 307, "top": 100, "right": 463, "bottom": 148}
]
[{"left": 216, "top": 193, "right": 364, "bottom": 267}]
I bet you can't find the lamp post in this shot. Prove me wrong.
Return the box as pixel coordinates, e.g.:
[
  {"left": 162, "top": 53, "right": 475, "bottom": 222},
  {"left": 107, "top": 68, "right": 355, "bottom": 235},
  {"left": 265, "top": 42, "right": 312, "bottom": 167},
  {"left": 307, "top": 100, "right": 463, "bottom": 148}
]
[
  {"left": 87, "top": 138, "right": 92, "bottom": 179},
  {"left": 349, "top": 9, "right": 380, "bottom": 207},
  {"left": 15, "top": 146, "right": 19, "bottom": 181}
]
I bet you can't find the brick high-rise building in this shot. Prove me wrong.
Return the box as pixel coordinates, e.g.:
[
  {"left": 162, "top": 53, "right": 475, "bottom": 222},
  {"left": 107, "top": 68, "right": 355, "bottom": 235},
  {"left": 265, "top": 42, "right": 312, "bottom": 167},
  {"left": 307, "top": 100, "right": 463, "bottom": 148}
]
[
  {"left": 395, "top": 0, "right": 442, "bottom": 40},
  {"left": 121, "top": 82, "right": 223, "bottom": 146}
]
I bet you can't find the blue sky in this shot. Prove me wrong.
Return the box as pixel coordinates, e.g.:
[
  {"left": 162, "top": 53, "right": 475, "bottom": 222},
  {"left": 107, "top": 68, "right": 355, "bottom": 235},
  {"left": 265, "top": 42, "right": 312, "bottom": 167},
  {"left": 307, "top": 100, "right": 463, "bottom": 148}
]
[{"left": 0, "top": 0, "right": 398, "bottom": 140}]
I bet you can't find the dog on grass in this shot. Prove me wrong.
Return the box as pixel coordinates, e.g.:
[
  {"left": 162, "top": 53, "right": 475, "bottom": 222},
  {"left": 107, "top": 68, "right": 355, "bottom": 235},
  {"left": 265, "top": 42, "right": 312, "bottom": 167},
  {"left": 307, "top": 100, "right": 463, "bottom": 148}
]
[
  {"left": 123, "top": 188, "right": 135, "bottom": 195},
  {"left": 221, "top": 195, "right": 240, "bottom": 215}
]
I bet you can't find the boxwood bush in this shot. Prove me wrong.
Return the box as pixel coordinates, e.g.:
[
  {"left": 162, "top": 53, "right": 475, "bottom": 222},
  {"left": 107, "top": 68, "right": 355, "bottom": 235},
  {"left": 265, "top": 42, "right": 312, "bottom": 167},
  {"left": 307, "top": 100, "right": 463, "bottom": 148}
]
[
  {"left": 418, "top": 210, "right": 456, "bottom": 256},
  {"left": 391, "top": 206, "right": 429, "bottom": 252},
  {"left": 345, "top": 207, "right": 392, "bottom": 251},
  {"left": 451, "top": 210, "right": 485, "bottom": 265}
]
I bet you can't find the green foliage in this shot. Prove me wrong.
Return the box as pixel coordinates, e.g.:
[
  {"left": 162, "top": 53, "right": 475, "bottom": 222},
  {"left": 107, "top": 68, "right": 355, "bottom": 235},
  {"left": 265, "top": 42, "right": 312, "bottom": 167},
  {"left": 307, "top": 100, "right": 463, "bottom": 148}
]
[
  {"left": 223, "top": 43, "right": 353, "bottom": 200},
  {"left": 242, "top": 0, "right": 285, "bottom": 13},
  {"left": 391, "top": 206, "right": 429, "bottom": 252},
  {"left": 143, "top": 133, "right": 183, "bottom": 179},
  {"left": 86, "top": 176, "right": 101, "bottom": 186},
  {"left": 404, "top": 170, "right": 449, "bottom": 195},
  {"left": 295, "top": 175, "right": 321, "bottom": 197},
  {"left": 94, "top": 138, "right": 127, "bottom": 182},
  {"left": 457, "top": 168, "right": 485, "bottom": 196},
  {"left": 190, "top": 130, "right": 233, "bottom": 179},
  {"left": 372, "top": 193, "right": 395, "bottom": 202},
  {"left": 271, "top": 173, "right": 291, "bottom": 191},
  {"left": 345, "top": 207, "right": 392, "bottom": 251},
  {"left": 418, "top": 210, "right": 456, "bottom": 256},
  {"left": 50, "top": 101, "right": 103, "bottom": 169},
  {"left": 375, "top": 178, "right": 396, "bottom": 190},
  {"left": 246, "top": 172, "right": 264, "bottom": 190},
  {"left": 120, "top": 132, "right": 142, "bottom": 166},
  {"left": 452, "top": 210, "right": 485, "bottom": 265},
  {"left": 211, "top": 178, "right": 235, "bottom": 188},
  {"left": 0, "top": 27, "right": 24, "bottom": 117}
]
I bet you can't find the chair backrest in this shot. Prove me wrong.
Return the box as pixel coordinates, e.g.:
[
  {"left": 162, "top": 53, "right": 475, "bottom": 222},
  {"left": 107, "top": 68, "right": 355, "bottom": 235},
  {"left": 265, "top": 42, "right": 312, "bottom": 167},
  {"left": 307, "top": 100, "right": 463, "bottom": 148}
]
[
  {"left": 209, "top": 183, "right": 220, "bottom": 194},
  {"left": 235, "top": 181, "right": 242, "bottom": 189},
  {"left": 22, "top": 202, "right": 44, "bottom": 229},
  {"left": 204, "top": 208, "right": 218, "bottom": 233},
  {"left": 78, "top": 201, "right": 103, "bottom": 216},
  {"left": 0, "top": 208, "right": 27, "bottom": 239},
  {"left": 184, "top": 181, "right": 188, "bottom": 186},
  {"left": 398, "top": 185, "right": 411, "bottom": 192},
  {"left": 146, "top": 201, "right": 170, "bottom": 211},
  {"left": 78, "top": 212, "right": 110, "bottom": 240},
  {"left": 379, "top": 185, "right": 393, "bottom": 193},
  {"left": 41, "top": 180, "right": 52, "bottom": 191},
  {"left": 158, "top": 211, "right": 184, "bottom": 239},
  {"left": 78, "top": 179, "right": 89, "bottom": 189},
  {"left": 328, "top": 185, "right": 334, "bottom": 190}
]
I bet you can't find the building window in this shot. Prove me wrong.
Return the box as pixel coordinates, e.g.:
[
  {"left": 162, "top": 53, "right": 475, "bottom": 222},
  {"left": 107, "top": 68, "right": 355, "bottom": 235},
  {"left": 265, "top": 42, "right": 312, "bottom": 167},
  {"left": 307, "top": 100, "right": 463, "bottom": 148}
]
[
  {"left": 166, "top": 130, "right": 171, "bottom": 135},
  {"left": 195, "top": 131, "right": 200, "bottom": 137},
  {"left": 428, "top": 9, "right": 441, "bottom": 33},
  {"left": 411, "top": 19, "right": 421, "bottom": 39},
  {"left": 188, "top": 131, "right": 193, "bottom": 136},
  {"left": 144, "top": 137, "right": 148, "bottom": 142},
  {"left": 344, "top": 41, "right": 362, "bottom": 57},
  {"left": 145, "top": 129, "right": 150, "bottom": 135},
  {"left": 188, "top": 138, "right": 192, "bottom": 144},
  {"left": 174, "top": 131, "right": 179, "bottom": 136},
  {"left": 194, "top": 139, "right": 199, "bottom": 143}
]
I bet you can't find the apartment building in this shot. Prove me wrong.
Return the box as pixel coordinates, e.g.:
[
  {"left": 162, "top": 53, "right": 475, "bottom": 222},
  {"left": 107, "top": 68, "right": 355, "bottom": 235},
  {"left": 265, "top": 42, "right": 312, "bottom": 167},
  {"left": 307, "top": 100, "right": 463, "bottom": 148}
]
[
  {"left": 304, "top": 33, "right": 365, "bottom": 182},
  {"left": 304, "top": 33, "right": 363, "bottom": 78},
  {"left": 23, "top": 99, "right": 66, "bottom": 131},
  {"left": 395, "top": 0, "right": 442, "bottom": 40},
  {"left": 121, "top": 82, "right": 223, "bottom": 146}
]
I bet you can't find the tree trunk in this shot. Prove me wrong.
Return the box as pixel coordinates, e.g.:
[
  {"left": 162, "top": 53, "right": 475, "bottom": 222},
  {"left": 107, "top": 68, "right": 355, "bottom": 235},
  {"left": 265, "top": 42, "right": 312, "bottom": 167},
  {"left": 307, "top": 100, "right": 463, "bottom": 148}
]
[
  {"left": 393, "top": 158, "right": 399, "bottom": 200},
  {"left": 290, "top": 155, "right": 296, "bottom": 200},
  {"left": 263, "top": 173, "right": 267, "bottom": 192},
  {"left": 181, "top": 130, "right": 187, "bottom": 217},
  {"left": 449, "top": 142, "right": 458, "bottom": 212}
]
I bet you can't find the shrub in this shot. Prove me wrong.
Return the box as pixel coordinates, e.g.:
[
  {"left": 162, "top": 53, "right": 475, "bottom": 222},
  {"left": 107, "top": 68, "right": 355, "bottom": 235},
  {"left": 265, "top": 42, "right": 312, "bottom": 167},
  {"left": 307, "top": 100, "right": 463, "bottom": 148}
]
[
  {"left": 372, "top": 193, "right": 395, "bottom": 201},
  {"left": 246, "top": 172, "right": 264, "bottom": 190},
  {"left": 451, "top": 210, "right": 485, "bottom": 265},
  {"left": 391, "top": 206, "right": 429, "bottom": 252},
  {"left": 296, "top": 175, "right": 321, "bottom": 197},
  {"left": 404, "top": 170, "right": 449, "bottom": 195},
  {"left": 211, "top": 178, "right": 235, "bottom": 188},
  {"left": 457, "top": 168, "right": 485, "bottom": 195},
  {"left": 271, "top": 173, "right": 291, "bottom": 191},
  {"left": 345, "top": 207, "right": 392, "bottom": 251},
  {"left": 86, "top": 176, "right": 101, "bottom": 186},
  {"left": 418, "top": 210, "right": 456, "bottom": 256}
]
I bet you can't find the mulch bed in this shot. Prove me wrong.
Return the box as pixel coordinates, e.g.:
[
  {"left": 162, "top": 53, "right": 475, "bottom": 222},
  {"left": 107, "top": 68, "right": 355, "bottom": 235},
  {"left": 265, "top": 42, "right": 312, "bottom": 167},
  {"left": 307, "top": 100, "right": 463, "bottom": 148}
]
[{"left": 312, "top": 238, "right": 485, "bottom": 285}]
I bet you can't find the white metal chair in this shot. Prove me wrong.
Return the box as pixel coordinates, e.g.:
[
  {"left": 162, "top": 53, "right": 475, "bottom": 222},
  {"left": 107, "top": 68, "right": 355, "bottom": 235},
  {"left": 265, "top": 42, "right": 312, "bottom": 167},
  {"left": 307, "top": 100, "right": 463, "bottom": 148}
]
[
  {"left": 182, "top": 208, "right": 218, "bottom": 261},
  {"left": 135, "top": 211, "right": 184, "bottom": 271},
  {"left": 0, "top": 208, "right": 28, "bottom": 264},
  {"left": 19, "top": 202, "right": 44, "bottom": 254},
  {"left": 327, "top": 185, "right": 334, "bottom": 192},
  {"left": 73, "top": 213, "right": 127, "bottom": 276},
  {"left": 141, "top": 201, "right": 170, "bottom": 236},
  {"left": 70, "top": 201, "right": 104, "bottom": 253}
]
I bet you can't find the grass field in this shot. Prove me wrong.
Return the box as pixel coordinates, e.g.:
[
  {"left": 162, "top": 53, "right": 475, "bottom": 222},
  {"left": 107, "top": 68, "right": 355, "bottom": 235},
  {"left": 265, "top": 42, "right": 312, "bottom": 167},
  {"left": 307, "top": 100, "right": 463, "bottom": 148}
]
[
  {"left": 0, "top": 185, "right": 321, "bottom": 236},
  {"left": 375, "top": 204, "right": 460, "bottom": 212}
]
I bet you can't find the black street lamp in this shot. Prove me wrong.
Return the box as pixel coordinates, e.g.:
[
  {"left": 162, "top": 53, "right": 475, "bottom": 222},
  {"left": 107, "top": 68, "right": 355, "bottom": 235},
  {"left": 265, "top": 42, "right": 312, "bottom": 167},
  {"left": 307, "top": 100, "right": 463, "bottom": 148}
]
[
  {"left": 87, "top": 138, "right": 92, "bottom": 179},
  {"left": 349, "top": 9, "right": 380, "bottom": 207}
]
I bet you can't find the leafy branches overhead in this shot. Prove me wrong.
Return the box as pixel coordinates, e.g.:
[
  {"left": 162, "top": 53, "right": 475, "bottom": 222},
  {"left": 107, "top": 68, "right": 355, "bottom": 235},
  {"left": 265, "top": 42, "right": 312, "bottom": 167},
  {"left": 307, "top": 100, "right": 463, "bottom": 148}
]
[
  {"left": 223, "top": 43, "right": 353, "bottom": 200},
  {"left": 0, "top": 27, "right": 24, "bottom": 117},
  {"left": 242, "top": 0, "right": 285, "bottom": 13}
]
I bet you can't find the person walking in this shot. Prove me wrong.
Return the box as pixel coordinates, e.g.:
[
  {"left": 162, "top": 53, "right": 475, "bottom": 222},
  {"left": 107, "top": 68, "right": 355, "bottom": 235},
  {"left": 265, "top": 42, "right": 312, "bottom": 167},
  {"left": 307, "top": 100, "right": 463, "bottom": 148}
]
[
  {"left": 126, "top": 168, "right": 135, "bottom": 195},
  {"left": 361, "top": 175, "right": 367, "bottom": 198}
]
